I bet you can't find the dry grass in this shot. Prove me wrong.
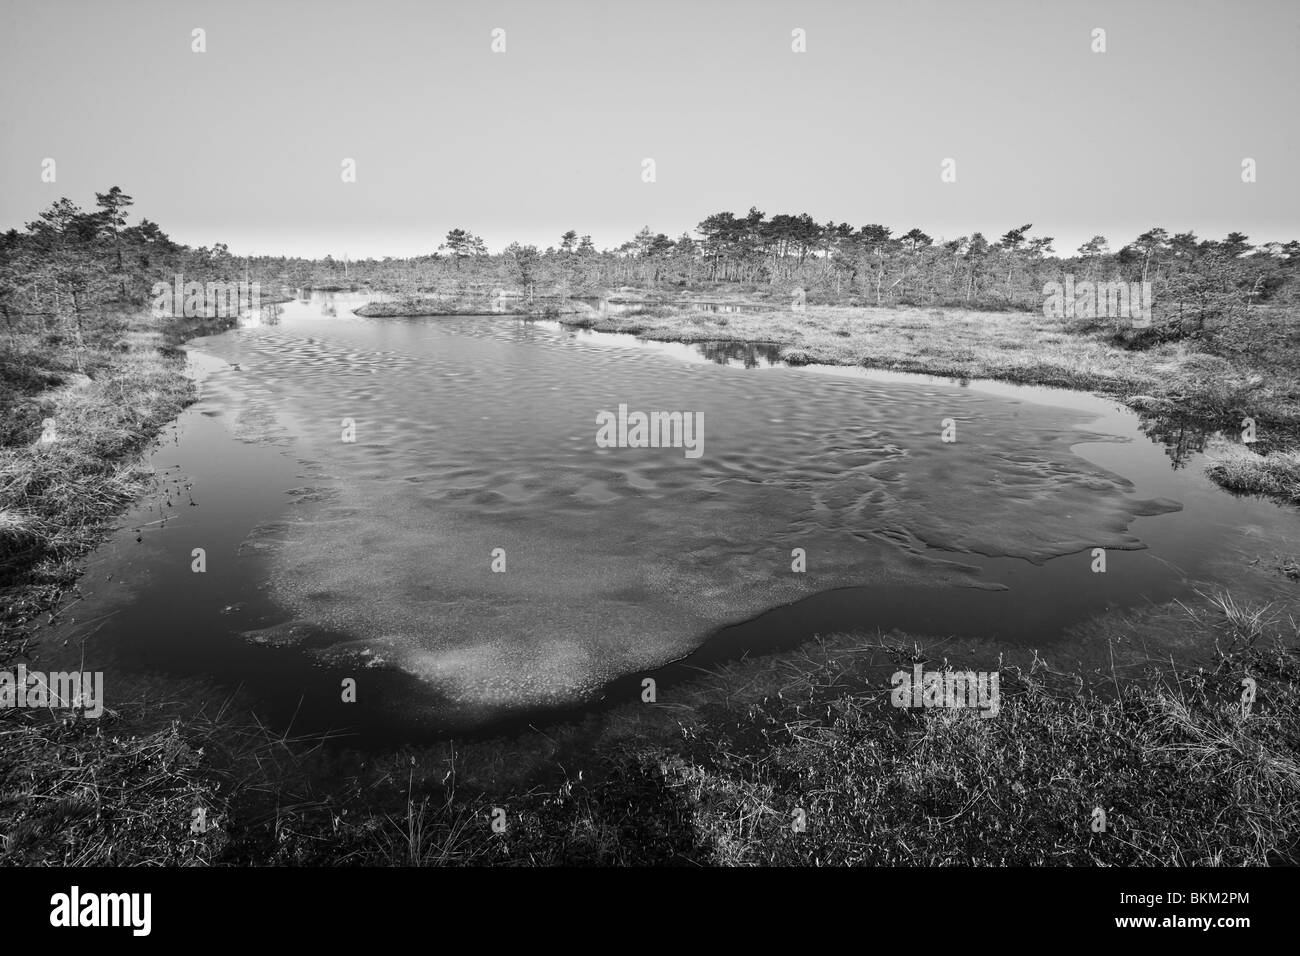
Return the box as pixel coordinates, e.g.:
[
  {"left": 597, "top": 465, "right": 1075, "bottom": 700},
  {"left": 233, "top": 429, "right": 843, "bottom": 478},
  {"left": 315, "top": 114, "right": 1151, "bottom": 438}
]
[
  {"left": 1204, "top": 438, "right": 1300, "bottom": 504},
  {"left": 566, "top": 304, "right": 1300, "bottom": 423},
  {"left": 503, "top": 627, "right": 1300, "bottom": 865},
  {"left": 235, "top": 592, "right": 1298, "bottom": 867},
  {"left": 0, "top": 685, "right": 355, "bottom": 866},
  {"left": 0, "top": 321, "right": 201, "bottom": 644}
]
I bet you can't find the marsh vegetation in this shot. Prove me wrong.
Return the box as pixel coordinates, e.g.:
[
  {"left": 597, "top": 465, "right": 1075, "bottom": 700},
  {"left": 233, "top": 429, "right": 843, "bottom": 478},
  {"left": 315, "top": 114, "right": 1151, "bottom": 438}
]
[{"left": 2, "top": 193, "right": 1298, "bottom": 866}]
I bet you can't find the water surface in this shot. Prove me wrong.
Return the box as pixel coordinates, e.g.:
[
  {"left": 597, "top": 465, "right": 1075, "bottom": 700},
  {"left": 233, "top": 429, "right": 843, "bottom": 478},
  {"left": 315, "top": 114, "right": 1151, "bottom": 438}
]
[{"left": 44, "top": 291, "right": 1299, "bottom": 740}]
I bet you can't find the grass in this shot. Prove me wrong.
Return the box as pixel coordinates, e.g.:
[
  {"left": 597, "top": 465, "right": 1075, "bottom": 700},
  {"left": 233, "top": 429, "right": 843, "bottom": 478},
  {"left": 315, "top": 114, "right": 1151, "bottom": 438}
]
[
  {"left": 9, "top": 606, "right": 1293, "bottom": 866},
  {"left": 355, "top": 295, "right": 580, "bottom": 318},
  {"left": 1204, "top": 438, "right": 1300, "bottom": 504},
  {"left": 1, "top": 707, "right": 224, "bottom": 865},
  {"left": 480, "top": 613, "right": 1300, "bottom": 866},
  {"left": 0, "top": 684, "right": 343, "bottom": 865},
  {"left": 1, "top": 314, "right": 233, "bottom": 651},
  {"left": 565, "top": 303, "right": 1299, "bottom": 419}
]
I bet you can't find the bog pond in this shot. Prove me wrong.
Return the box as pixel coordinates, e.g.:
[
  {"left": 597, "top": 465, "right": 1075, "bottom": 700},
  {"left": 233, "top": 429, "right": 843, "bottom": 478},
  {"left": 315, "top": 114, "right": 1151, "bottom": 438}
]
[{"left": 41, "top": 291, "right": 1300, "bottom": 743}]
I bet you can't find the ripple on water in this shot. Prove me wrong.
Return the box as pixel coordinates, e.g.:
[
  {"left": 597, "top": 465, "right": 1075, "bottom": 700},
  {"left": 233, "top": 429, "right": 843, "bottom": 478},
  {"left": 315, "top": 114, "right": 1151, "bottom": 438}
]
[{"left": 196, "top": 318, "right": 1184, "bottom": 722}]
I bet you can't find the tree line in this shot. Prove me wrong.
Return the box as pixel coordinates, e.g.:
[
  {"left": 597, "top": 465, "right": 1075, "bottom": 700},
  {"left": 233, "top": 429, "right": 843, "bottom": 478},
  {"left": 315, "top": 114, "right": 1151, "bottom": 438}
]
[
  {"left": 3, "top": 192, "right": 1298, "bottom": 349},
  {"left": 0, "top": 188, "right": 265, "bottom": 350},
  {"left": 415, "top": 213, "right": 1300, "bottom": 327}
]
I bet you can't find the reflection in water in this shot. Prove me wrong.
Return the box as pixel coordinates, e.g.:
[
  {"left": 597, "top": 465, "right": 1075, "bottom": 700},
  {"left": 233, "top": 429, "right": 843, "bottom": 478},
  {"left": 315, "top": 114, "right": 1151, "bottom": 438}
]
[
  {"left": 694, "top": 340, "right": 786, "bottom": 368},
  {"left": 573, "top": 296, "right": 776, "bottom": 319},
  {"left": 691, "top": 302, "right": 770, "bottom": 313},
  {"left": 233, "top": 301, "right": 281, "bottom": 328},
  {"left": 190, "top": 296, "right": 1194, "bottom": 723},
  {"left": 41, "top": 291, "right": 1300, "bottom": 741},
  {"left": 1137, "top": 414, "right": 1214, "bottom": 469},
  {"left": 252, "top": 302, "right": 283, "bottom": 326},
  {"left": 688, "top": 340, "right": 1218, "bottom": 470}
]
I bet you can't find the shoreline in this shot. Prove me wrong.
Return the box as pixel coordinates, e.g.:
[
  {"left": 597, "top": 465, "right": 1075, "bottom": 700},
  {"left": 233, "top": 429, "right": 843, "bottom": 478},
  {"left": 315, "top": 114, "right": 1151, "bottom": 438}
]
[
  {"left": 549, "top": 302, "right": 1300, "bottom": 505},
  {"left": 0, "top": 310, "right": 238, "bottom": 653},
  {"left": 2, "top": 299, "right": 1298, "bottom": 866}
]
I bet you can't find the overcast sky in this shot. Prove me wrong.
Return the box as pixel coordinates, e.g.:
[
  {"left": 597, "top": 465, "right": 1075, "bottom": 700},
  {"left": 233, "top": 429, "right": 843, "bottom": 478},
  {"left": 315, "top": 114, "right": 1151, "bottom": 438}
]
[{"left": 2, "top": 0, "right": 1297, "bottom": 258}]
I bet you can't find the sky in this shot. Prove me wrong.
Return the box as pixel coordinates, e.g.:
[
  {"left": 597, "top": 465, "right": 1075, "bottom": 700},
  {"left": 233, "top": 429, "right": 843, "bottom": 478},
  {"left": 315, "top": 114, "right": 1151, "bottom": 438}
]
[{"left": 1, "top": 0, "right": 1297, "bottom": 259}]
